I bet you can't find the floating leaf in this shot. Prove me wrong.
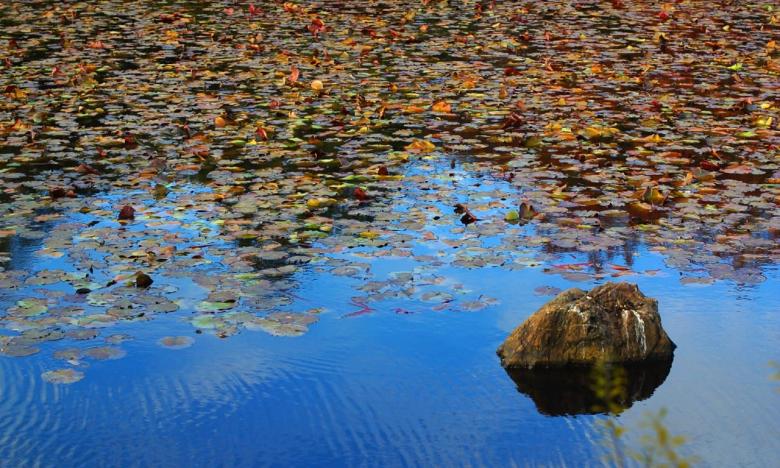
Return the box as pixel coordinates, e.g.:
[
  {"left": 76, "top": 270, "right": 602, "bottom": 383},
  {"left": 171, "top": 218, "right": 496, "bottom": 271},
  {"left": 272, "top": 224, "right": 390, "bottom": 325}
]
[
  {"left": 83, "top": 346, "right": 127, "bottom": 360},
  {"left": 157, "top": 336, "right": 194, "bottom": 349},
  {"left": 405, "top": 139, "right": 436, "bottom": 153},
  {"left": 66, "top": 329, "right": 100, "bottom": 341},
  {"left": 196, "top": 301, "right": 236, "bottom": 312},
  {"left": 191, "top": 315, "right": 219, "bottom": 329},
  {"left": 42, "top": 369, "right": 84, "bottom": 384},
  {"left": 431, "top": 101, "right": 452, "bottom": 113},
  {"left": 0, "top": 343, "right": 40, "bottom": 357},
  {"left": 8, "top": 298, "right": 48, "bottom": 317},
  {"left": 54, "top": 348, "right": 82, "bottom": 360}
]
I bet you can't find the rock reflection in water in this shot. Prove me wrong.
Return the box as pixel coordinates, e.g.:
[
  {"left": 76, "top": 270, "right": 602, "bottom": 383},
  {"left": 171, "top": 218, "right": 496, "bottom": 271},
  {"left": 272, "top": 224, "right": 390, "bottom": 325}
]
[{"left": 504, "top": 359, "right": 673, "bottom": 417}]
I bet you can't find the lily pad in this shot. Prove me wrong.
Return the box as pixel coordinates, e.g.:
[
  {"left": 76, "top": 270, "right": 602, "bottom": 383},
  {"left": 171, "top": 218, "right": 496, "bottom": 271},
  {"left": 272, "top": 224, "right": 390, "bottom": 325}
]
[
  {"left": 191, "top": 315, "right": 219, "bottom": 329},
  {"left": 7, "top": 298, "right": 48, "bottom": 317},
  {"left": 0, "top": 343, "right": 40, "bottom": 357},
  {"left": 66, "top": 329, "right": 100, "bottom": 341},
  {"left": 83, "top": 346, "right": 127, "bottom": 360},
  {"left": 42, "top": 369, "right": 84, "bottom": 384},
  {"left": 157, "top": 336, "right": 194, "bottom": 349},
  {"left": 53, "top": 348, "right": 82, "bottom": 361}
]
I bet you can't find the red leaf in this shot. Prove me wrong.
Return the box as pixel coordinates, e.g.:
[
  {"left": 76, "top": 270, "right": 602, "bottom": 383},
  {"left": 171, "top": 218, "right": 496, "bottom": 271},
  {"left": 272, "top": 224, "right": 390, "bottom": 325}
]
[
  {"left": 460, "top": 213, "right": 477, "bottom": 225},
  {"left": 123, "top": 132, "right": 136, "bottom": 146},
  {"left": 118, "top": 205, "right": 135, "bottom": 221},
  {"left": 159, "top": 13, "right": 180, "bottom": 24},
  {"left": 75, "top": 163, "right": 99, "bottom": 175},
  {"left": 308, "top": 18, "right": 326, "bottom": 36},
  {"left": 700, "top": 160, "right": 720, "bottom": 171},
  {"left": 49, "top": 187, "right": 76, "bottom": 199}
]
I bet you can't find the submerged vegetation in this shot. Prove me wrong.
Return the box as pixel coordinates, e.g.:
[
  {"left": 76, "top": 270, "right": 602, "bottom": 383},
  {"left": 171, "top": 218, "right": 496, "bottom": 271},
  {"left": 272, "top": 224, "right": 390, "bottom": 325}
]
[{"left": 592, "top": 361, "right": 697, "bottom": 468}]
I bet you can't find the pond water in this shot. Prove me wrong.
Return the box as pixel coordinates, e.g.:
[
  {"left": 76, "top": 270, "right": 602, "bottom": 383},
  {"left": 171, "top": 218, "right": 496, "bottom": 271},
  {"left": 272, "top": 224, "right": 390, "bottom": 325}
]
[
  {"left": 1, "top": 0, "right": 779, "bottom": 466},
  {"left": 1, "top": 183, "right": 778, "bottom": 466}
]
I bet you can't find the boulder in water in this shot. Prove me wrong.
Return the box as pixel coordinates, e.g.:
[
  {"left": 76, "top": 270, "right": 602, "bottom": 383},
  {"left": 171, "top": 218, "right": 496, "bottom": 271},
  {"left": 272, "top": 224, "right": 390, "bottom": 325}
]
[{"left": 497, "top": 282, "right": 675, "bottom": 369}]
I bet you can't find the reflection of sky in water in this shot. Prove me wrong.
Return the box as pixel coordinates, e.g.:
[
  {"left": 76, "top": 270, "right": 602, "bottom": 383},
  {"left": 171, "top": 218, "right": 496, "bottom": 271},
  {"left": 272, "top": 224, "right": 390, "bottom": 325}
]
[
  {"left": 1, "top": 246, "right": 778, "bottom": 466},
  {"left": 0, "top": 183, "right": 777, "bottom": 466},
  {"left": 0, "top": 180, "right": 778, "bottom": 465}
]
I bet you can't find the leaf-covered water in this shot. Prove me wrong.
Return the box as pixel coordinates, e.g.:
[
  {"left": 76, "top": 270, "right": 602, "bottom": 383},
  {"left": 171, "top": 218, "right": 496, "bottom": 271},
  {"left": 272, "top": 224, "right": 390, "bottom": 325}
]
[{"left": 1, "top": 1, "right": 778, "bottom": 465}]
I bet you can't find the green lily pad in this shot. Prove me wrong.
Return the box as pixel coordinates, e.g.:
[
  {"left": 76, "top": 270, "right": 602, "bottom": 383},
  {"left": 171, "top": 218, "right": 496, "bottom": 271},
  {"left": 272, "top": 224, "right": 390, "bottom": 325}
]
[
  {"left": 191, "top": 315, "right": 219, "bottom": 329},
  {"left": 83, "top": 346, "right": 126, "bottom": 360},
  {"left": 53, "top": 348, "right": 82, "bottom": 361},
  {"left": 42, "top": 369, "right": 84, "bottom": 384},
  {"left": 196, "top": 300, "right": 236, "bottom": 312},
  {"left": 66, "top": 329, "right": 100, "bottom": 340},
  {"left": 8, "top": 298, "right": 48, "bottom": 317},
  {"left": 0, "top": 343, "right": 40, "bottom": 357}
]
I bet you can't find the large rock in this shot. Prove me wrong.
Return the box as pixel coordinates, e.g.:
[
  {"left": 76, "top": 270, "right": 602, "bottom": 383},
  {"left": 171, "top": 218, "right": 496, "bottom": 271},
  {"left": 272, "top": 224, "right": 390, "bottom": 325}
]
[{"left": 497, "top": 282, "right": 675, "bottom": 369}]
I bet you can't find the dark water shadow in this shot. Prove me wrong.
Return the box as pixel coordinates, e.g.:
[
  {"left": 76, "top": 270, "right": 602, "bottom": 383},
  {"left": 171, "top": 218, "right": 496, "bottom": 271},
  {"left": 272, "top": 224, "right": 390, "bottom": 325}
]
[{"left": 504, "top": 358, "right": 674, "bottom": 417}]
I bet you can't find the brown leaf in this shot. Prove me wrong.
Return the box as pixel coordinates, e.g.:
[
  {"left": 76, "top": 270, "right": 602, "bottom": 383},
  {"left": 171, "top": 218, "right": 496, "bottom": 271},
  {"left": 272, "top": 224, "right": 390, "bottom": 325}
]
[
  {"left": 118, "top": 205, "right": 135, "bottom": 220},
  {"left": 289, "top": 65, "right": 300, "bottom": 84},
  {"left": 75, "top": 163, "right": 99, "bottom": 175},
  {"left": 135, "top": 272, "right": 153, "bottom": 289}
]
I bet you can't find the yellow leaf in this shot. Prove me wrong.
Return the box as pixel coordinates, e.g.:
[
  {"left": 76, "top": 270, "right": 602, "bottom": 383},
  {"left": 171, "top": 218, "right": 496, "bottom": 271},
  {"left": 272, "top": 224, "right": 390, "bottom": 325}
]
[
  {"left": 405, "top": 139, "right": 436, "bottom": 153},
  {"left": 638, "top": 134, "right": 663, "bottom": 143},
  {"left": 580, "top": 126, "right": 619, "bottom": 140},
  {"left": 311, "top": 80, "right": 323, "bottom": 91},
  {"left": 306, "top": 197, "right": 337, "bottom": 209},
  {"left": 755, "top": 116, "right": 773, "bottom": 128}
]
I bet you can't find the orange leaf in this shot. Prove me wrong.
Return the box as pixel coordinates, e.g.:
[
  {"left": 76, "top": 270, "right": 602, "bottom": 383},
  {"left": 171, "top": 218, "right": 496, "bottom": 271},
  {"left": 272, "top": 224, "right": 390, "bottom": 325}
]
[
  {"left": 405, "top": 139, "right": 436, "bottom": 153},
  {"left": 403, "top": 105, "right": 425, "bottom": 114},
  {"left": 431, "top": 101, "right": 452, "bottom": 113}
]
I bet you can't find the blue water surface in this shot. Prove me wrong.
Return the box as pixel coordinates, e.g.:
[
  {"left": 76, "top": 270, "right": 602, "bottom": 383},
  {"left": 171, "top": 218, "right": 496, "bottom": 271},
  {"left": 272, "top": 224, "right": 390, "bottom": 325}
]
[{"left": 1, "top": 238, "right": 778, "bottom": 466}]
